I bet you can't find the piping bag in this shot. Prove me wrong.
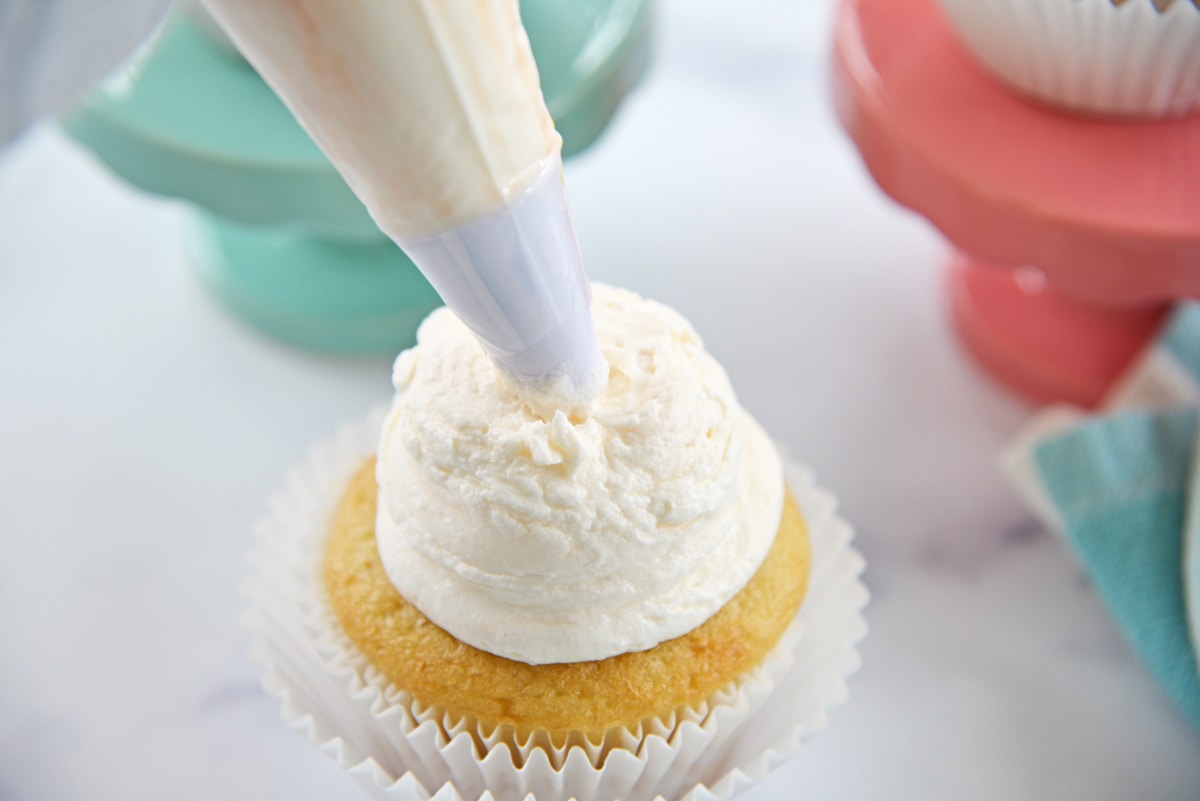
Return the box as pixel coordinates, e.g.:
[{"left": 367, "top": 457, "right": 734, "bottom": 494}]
[{"left": 199, "top": 0, "right": 608, "bottom": 414}]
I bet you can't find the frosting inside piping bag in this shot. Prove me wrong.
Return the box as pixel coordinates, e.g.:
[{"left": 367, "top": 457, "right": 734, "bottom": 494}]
[{"left": 199, "top": 0, "right": 606, "bottom": 403}]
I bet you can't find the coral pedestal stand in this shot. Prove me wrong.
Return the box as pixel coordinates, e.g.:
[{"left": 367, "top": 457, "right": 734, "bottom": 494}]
[{"left": 831, "top": 0, "right": 1200, "bottom": 406}]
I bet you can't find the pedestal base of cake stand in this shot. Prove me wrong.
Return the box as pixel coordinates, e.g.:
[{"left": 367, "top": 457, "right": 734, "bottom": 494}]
[
  {"left": 187, "top": 216, "right": 443, "bottom": 354},
  {"left": 947, "top": 255, "right": 1169, "bottom": 407}
]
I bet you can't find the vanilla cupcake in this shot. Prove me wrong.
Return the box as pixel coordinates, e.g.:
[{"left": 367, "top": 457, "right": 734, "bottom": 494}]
[
  {"left": 246, "top": 286, "right": 867, "bottom": 800},
  {"left": 937, "top": 0, "right": 1200, "bottom": 118}
]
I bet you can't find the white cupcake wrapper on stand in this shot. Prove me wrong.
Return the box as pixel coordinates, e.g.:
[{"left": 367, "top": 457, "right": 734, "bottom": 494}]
[
  {"left": 937, "top": 0, "right": 1200, "bottom": 118},
  {"left": 244, "top": 408, "right": 868, "bottom": 801}
]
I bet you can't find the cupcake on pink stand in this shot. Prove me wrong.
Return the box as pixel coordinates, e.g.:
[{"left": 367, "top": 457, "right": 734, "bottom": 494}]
[
  {"left": 937, "top": 0, "right": 1200, "bottom": 118},
  {"left": 831, "top": 0, "right": 1200, "bottom": 407}
]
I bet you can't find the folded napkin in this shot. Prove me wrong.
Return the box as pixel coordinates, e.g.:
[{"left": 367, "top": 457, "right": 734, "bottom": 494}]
[{"left": 1006, "top": 304, "right": 1200, "bottom": 731}]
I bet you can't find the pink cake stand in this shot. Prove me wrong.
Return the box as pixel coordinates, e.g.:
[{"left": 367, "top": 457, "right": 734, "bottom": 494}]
[{"left": 831, "top": 0, "right": 1200, "bottom": 407}]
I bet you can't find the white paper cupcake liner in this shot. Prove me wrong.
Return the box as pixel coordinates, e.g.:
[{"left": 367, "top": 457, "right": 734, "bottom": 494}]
[
  {"left": 937, "top": 0, "right": 1200, "bottom": 118},
  {"left": 244, "top": 408, "right": 868, "bottom": 801}
]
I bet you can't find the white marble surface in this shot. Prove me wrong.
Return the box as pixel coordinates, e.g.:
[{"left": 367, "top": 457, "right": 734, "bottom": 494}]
[{"left": 0, "top": 0, "right": 1197, "bottom": 799}]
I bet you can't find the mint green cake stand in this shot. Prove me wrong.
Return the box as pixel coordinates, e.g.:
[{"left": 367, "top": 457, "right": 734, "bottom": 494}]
[{"left": 65, "top": 0, "right": 653, "bottom": 353}]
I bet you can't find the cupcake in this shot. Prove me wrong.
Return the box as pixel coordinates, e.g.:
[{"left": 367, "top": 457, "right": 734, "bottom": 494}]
[
  {"left": 247, "top": 285, "right": 866, "bottom": 800},
  {"left": 937, "top": 0, "right": 1200, "bottom": 118}
]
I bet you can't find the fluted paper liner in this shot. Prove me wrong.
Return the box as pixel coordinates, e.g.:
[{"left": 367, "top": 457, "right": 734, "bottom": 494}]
[
  {"left": 937, "top": 0, "right": 1200, "bottom": 118},
  {"left": 244, "top": 408, "right": 867, "bottom": 801}
]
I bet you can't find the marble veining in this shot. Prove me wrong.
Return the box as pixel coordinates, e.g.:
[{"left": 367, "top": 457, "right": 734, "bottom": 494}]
[{"left": 195, "top": 680, "right": 273, "bottom": 717}]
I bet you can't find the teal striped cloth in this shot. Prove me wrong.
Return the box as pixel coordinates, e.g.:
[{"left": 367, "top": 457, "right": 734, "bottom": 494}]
[{"left": 1017, "top": 304, "right": 1200, "bottom": 731}]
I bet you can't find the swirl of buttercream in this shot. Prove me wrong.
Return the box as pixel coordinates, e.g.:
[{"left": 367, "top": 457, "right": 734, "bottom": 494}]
[{"left": 375, "top": 285, "right": 784, "bottom": 664}]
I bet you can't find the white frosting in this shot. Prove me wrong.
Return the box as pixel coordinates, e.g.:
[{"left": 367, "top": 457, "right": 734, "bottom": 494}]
[
  {"left": 200, "top": 0, "right": 559, "bottom": 237},
  {"left": 375, "top": 286, "right": 785, "bottom": 665}
]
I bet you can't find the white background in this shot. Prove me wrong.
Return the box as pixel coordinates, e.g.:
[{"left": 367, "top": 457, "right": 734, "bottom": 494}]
[{"left": 1, "top": 0, "right": 1198, "bottom": 798}]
